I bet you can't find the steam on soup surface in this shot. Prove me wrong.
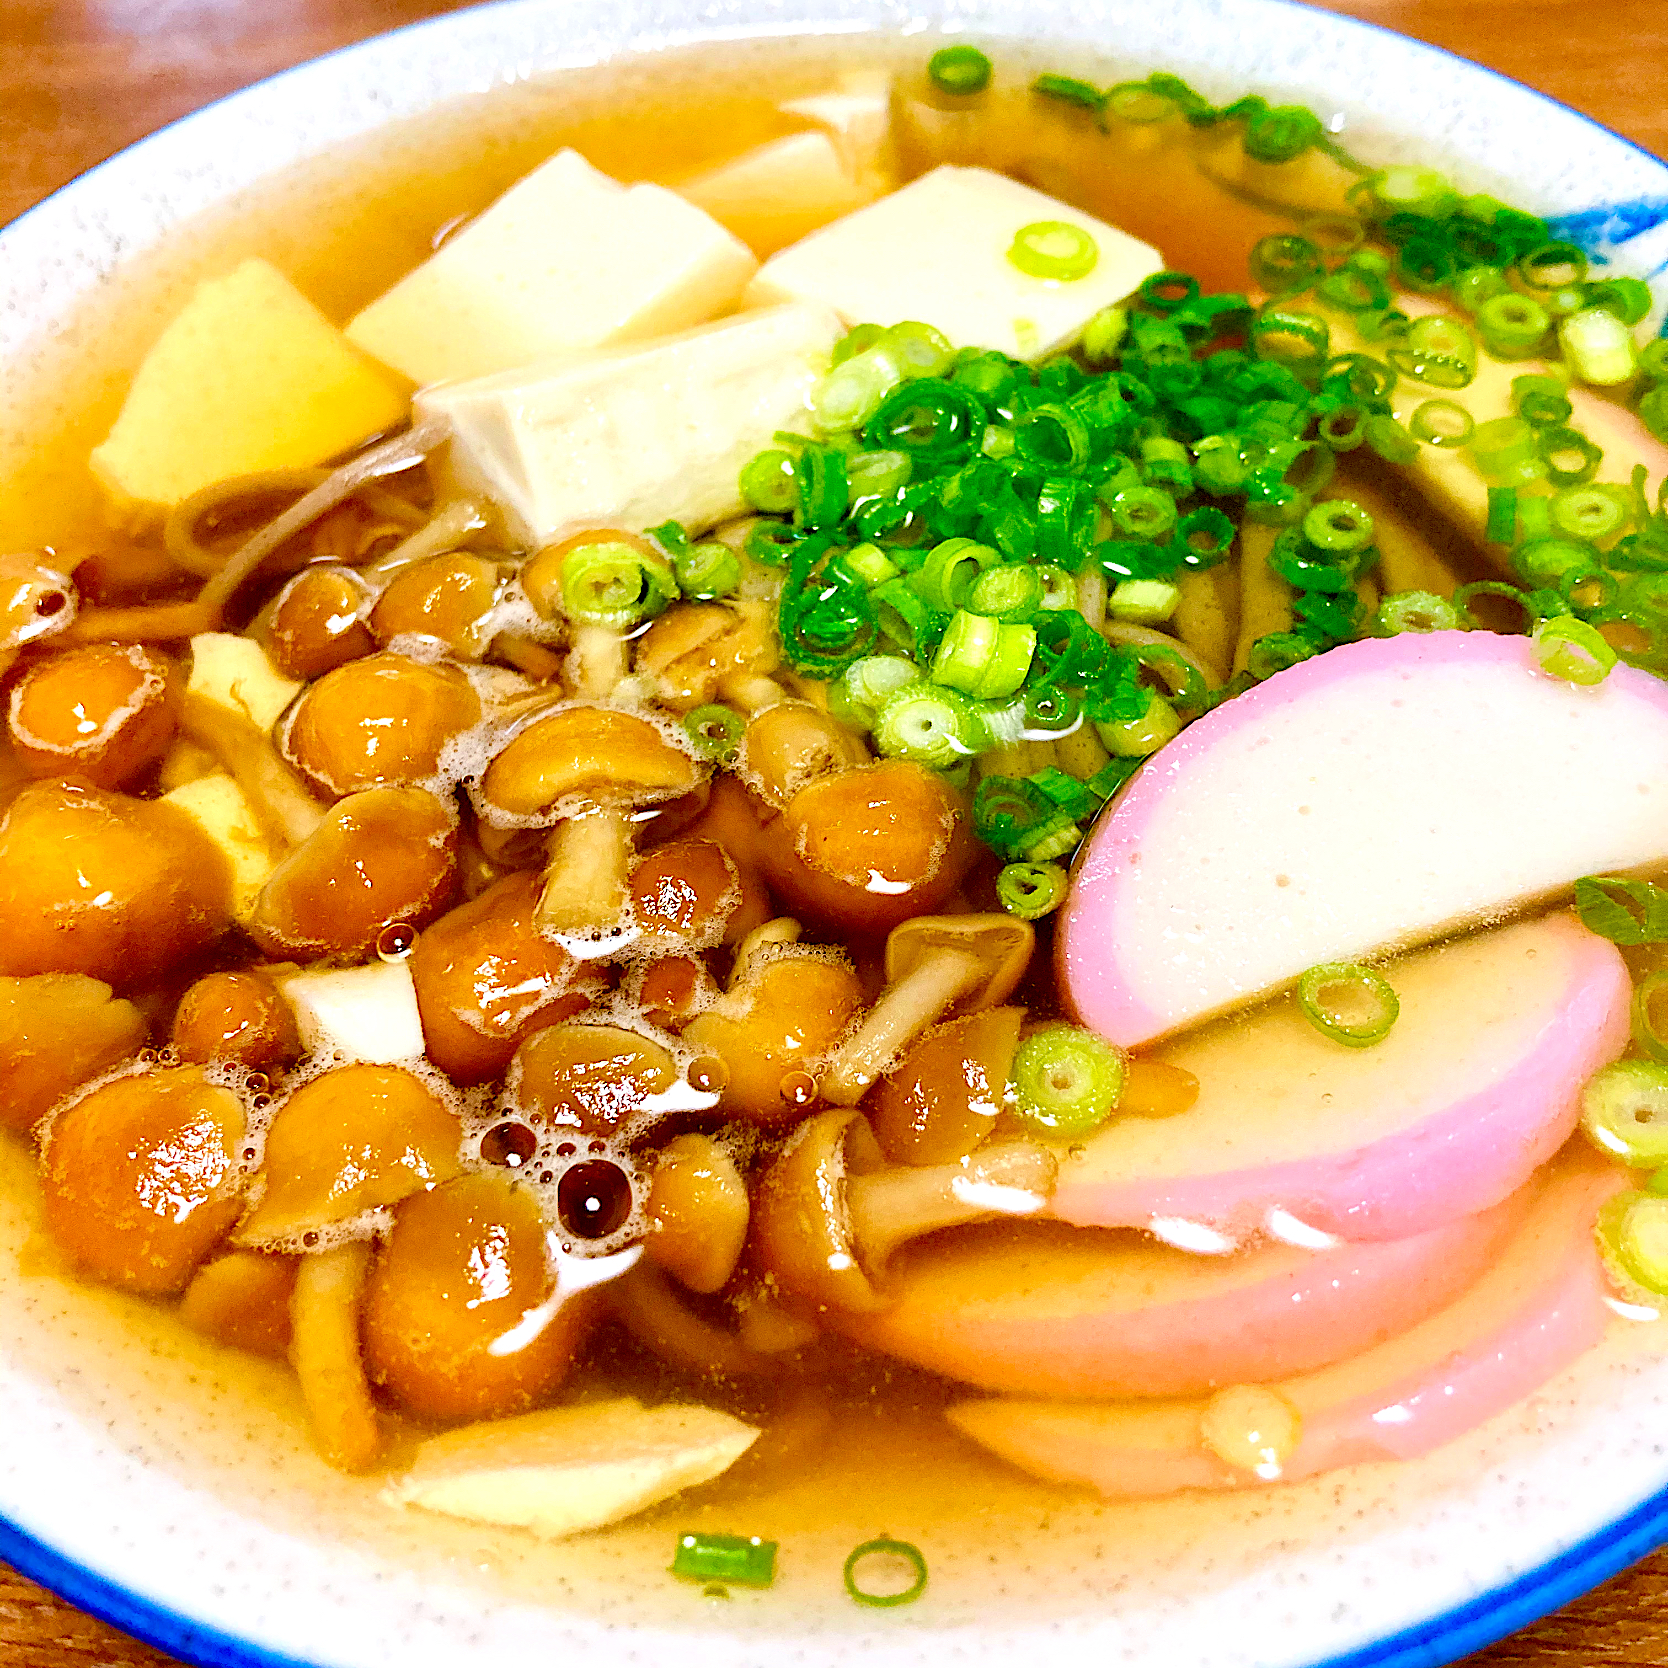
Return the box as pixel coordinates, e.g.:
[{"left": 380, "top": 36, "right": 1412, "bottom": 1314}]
[{"left": 4, "top": 35, "right": 1668, "bottom": 1587}]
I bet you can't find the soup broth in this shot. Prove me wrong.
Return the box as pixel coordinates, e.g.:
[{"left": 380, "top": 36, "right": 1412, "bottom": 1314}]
[{"left": 3, "top": 32, "right": 1668, "bottom": 1643}]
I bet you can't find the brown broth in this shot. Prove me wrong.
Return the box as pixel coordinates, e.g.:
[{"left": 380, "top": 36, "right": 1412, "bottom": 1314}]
[{"left": 0, "top": 34, "right": 1634, "bottom": 1639}]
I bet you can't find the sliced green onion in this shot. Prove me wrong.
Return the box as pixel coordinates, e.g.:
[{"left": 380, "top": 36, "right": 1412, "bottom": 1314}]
[
  {"left": 1560, "top": 306, "right": 1639, "bottom": 386},
  {"left": 1549, "top": 484, "right": 1629, "bottom": 543},
  {"left": 1639, "top": 339, "right": 1668, "bottom": 385},
  {"left": 1532, "top": 614, "right": 1617, "bottom": 684},
  {"left": 871, "top": 578, "right": 936, "bottom": 655},
  {"left": 1517, "top": 493, "right": 1554, "bottom": 543},
  {"left": 913, "top": 538, "right": 998, "bottom": 611},
  {"left": 1034, "top": 565, "right": 1077, "bottom": 610},
  {"left": 1008, "top": 220, "right": 1099, "bottom": 281},
  {"left": 841, "top": 541, "right": 901, "bottom": 589},
  {"left": 1302, "top": 499, "right": 1375, "bottom": 554},
  {"left": 1243, "top": 103, "right": 1323, "bottom": 163},
  {"left": 1374, "top": 590, "right": 1460, "bottom": 635},
  {"left": 1511, "top": 373, "right": 1573, "bottom": 428},
  {"left": 997, "top": 861, "right": 1070, "bottom": 920},
  {"left": 1452, "top": 265, "right": 1511, "bottom": 314},
  {"left": 1173, "top": 506, "right": 1237, "bottom": 570},
  {"left": 1453, "top": 579, "right": 1534, "bottom": 632},
  {"left": 1634, "top": 971, "right": 1668, "bottom": 1065},
  {"left": 1108, "top": 578, "right": 1181, "bottom": 624},
  {"left": 1538, "top": 424, "right": 1603, "bottom": 488},
  {"left": 1514, "top": 537, "right": 1596, "bottom": 586},
  {"left": 1410, "top": 399, "right": 1475, "bottom": 448},
  {"left": 1032, "top": 72, "right": 1105, "bottom": 113},
  {"left": 560, "top": 538, "right": 675, "bottom": 626},
  {"left": 873, "top": 684, "right": 981, "bottom": 766},
  {"left": 739, "top": 449, "right": 799, "bottom": 513},
  {"left": 1387, "top": 314, "right": 1477, "bottom": 389},
  {"left": 1583, "top": 1060, "right": 1668, "bottom": 1166},
  {"left": 1081, "top": 305, "right": 1129, "bottom": 363},
  {"left": 1598, "top": 1190, "right": 1668, "bottom": 1299},
  {"left": 1014, "top": 405, "right": 1093, "bottom": 473},
  {"left": 1104, "top": 79, "right": 1173, "bottom": 122},
  {"left": 1363, "top": 414, "right": 1420, "bottom": 465},
  {"left": 1249, "top": 308, "right": 1330, "bottom": 380},
  {"left": 1475, "top": 292, "right": 1551, "bottom": 358},
  {"left": 1012, "top": 1023, "right": 1125, "bottom": 1137},
  {"left": 837, "top": 655, "right": 921, "bottom": 728},
  {"left": 1368, "top": 164, "right": 1459, "bottom": 218},
  {"left": 1573, "top": 875, "right": 1668, "bottom": 946},
  {"left": 1296, "top": 962, "right": 1399, "bottom": 1048},
  {"left": 1095, "top": 688, "right": 1181, "bottom": 757},
  {"left": 888, "top": 320, "right": 956, "bottom": 380},
  {"left": 931, "top": 611, "right": 1036, "bottom": 700},
  {"left": 1108, "top": 486, "right": 1179, "bottom": 541},
  {"left": 1246, "top": 630, "right": 1321, "bottom": 679},
  {"left": 1485, "top": 486, "right": 1518, "bottom": 544},
  {"left": 1468, "top": 416, "right": 1547, "bottom": 486},
  {"left": 1140, "top": 271, "right": 1202, "bottom": 313},
  {"left": 928, "top": 44, "right": 992, "bottom": 95},
  {"left": 844, "top": 1538, "right": 928, "bottom": 1608},
  {"left": 1250, "top": 234, "right": 1323, "bottom": 296},
  {"left": 1318, "top": 265, "right": 1391, "bottom": 314},
  {"left": 674, "top": 540, "right": 741, "bottom": 600},
  {"left": 671, "top": 1531, "right": 777, "bottom": 1588},
  {"left": 1519, "top": 240, "right": 1589, "bottom": 291},
  {"left": 814, "top": 344, "right": 904, "bottom": 432},
  {"left": 1586, "top": 276, "right": 1653, "bottom": 326},
  {"left": 966, "top": 563, "right": 1043, "bottom": 622},
  {"left": 683, "top": 704, "right": 745, "bottom": 761}
]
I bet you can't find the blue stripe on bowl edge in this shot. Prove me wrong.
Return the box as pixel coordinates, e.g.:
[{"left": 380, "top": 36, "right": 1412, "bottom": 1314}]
[{"left": 1, "top": 3, "right": 1667, "bottom": 1667}]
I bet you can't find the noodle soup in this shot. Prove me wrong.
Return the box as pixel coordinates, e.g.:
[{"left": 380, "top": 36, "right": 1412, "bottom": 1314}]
[{"left": 3, "top": 26, "right": 1668, "bottom": 1641}]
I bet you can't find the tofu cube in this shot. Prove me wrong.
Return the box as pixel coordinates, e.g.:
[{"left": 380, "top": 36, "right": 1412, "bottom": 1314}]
[
  {"left": 187, "top": 633, "right": 305, "bottom": 737},
  {"left": 747, "top": 165, "right": 1166, "bottom": 361},
  {"left": 416, "top": 301, "right": 844, "bottom": 545},
  {"left": 382, "top": 1398, "right": 759, "bottom": 1539},
  {"left": 677, "top": 131, "right": 888, "bottom": 257},
  {"left": 90, "top": 259, "right": 407, "bottom": 518},
  {"left": 280, "top": 960, "right": 425, "bottom": 1065},
  {"left": 346, "top": 149, "right": 759, "bottom": 387},
  {"left": 160, "top": 773, "right": 278, "bottom": 924},
  {"left": 779, "top": 69, "right": 895, "bottom": 176}
]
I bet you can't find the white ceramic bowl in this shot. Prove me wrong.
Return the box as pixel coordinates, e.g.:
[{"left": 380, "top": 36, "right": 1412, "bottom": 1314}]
[{"left": 5, "top": 4, "right": 1668, "bottom": 1666}]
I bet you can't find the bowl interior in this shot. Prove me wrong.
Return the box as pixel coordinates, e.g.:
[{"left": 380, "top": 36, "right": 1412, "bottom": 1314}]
[{"left": 4, "top": 7, "right": 1668, "bottom": 1667}]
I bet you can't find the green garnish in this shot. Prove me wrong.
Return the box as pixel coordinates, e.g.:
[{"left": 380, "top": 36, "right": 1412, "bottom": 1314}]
[
  {"left": 928, "top": 44, "right": 992, "bottom": 95},
  {"left": 1634, "top": 971, "right": 1668, "bottom": 1066},
  {"left": 670, "top": 1531, "right": 777, "bottom": 1588},
  {"left": 683, "top": 704, "right": 744, "bottom": 761},
  {"left": 1596, "top": 1189, "right": 1668, "bottom": 1299},
  {"left": 1012, "top": 1023, "right": 1126, "bottom": 1136},
  {"left": 1572, "top": 875, "right": 1668, "bottom": 946},
  {"left": 1008, "top": 220, "right": 1099, "bottom": 281},
  {"left": 1296, "top": 962, "right": 1399, "bottom": 1048},
  {"left": 559, "top": 538, "right": 674, "bottom": 627},
  {"left": 1582, "top": 1061, "right": 1668, "bottom": 1167},
  {"left": 1373, "top": 590, "right": 1459, "bottom": 635},
  {"left": 996, "top": 860, "right": 1070, "bottom": 919},
  {"left": 843, "top": 1537, "right": 928, "bottom": 1608},
  {"left": 1532, "top": 613, "right": 1616, "bottom": 684}
]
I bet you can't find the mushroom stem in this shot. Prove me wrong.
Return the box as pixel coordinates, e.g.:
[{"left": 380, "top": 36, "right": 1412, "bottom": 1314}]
[
  {"left": 609, "top": 1261, "right": 767, "bottom": 1378},
  {"left": 719, "top": 670, "right": 788, "bottom": 713},
  {"left": 567, "top": 624, "right": 628, "bottom": 699},
  {"left": 847, "top": 1140, "right": 1058, "bottom": 1272},
  {"left": 821, "top": 947, "right": 985, "bottom": 1106},
  {"left": 537, "top": 806, "right": 633, "bottom": 933},
  {"left": 290, "top": 1242, "right": 382, "bottom": 1472},
  {"left": 181, "top": 691, "right": 326, "bottom": 848},
  {"left": 729, "top": 916, "right": 803, "bottom": 989}
]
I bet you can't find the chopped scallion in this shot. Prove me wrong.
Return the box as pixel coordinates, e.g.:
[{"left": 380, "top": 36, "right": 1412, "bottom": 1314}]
[
  {"left": 1582, "top": 1060, "right": 1668, "bottom": 1167},
  {"left": 1573, "top": 875, "right": 1668, "bottom": 946},
  {"left": 670, "top": 1531, "right": 777, "bottom": 1588},
  {"left": 1532, "top": 614, "right": 1617, "bottom": 684},
  {"left": 1374, "top": 590, "right": 1459, "bottom": 635},
  {"left": 1296, "top": 962, "right": 1399, "bottom": 1048},
  {"left": 873, "top": 684, "right": 981, "bottom": 767},
  {"left": 1560, "top": 306, "right": 1639, "bottom": 386},
  {"left": 682, "top": 705, "right": 744, "bottom": 761},
  {"left": 1012, "top": 1023, "right": 1126, "bottom": 1136},
  {"left": 1635, "top": 971, "right": 1668, "bottom": 1066},
  {"left": 1008, "top": 220, "right": 1099, "bottom": 281},
  {"left": 928, "top": 44, "right": 992, "bottom": 95},
  {"left": 843, "top": 1538, "right": 928, "bottom": 1608},
  {"left": 997, "top": 860, "right": 1070, "bottom": 919}
]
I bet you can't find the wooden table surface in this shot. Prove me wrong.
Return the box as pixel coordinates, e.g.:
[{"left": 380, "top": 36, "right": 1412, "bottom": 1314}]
[{"left": 3, "top": 0, "right": 1668, "bottom": 1662}]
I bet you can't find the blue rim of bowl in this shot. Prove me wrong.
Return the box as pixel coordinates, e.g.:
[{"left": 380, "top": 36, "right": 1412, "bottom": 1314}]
[{"left": 2, "top": 2, "right": 1666, "bottom": 1666}]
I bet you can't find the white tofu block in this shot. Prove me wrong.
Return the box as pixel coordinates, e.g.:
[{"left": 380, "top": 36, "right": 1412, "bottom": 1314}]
[
  {"left": 780, "top": 70, "right": 895, "bottom": 176},
  {"left": 747, "top": 165, "right": 1166, "bottom": 361},
  {"left": 188, "top": 633, "right": 304, "bottom": 736},
  {"left": 346, "top": 149, "right": 759, "bottom": 386},
  {"left": 382, "top": 1398, "right": 759, "bottom": 1539},
  {"left": 280, "top": 960, "right": 425, "bottom": 1065},
  {"left": 160, "top": 773, "right": 277, "bottom": 923},
  {"left": 677, "top": 131, "right": 887, "bottom": 256},
  {"left": 417, "top": 302, "right": 843, "bottom": 545}
]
